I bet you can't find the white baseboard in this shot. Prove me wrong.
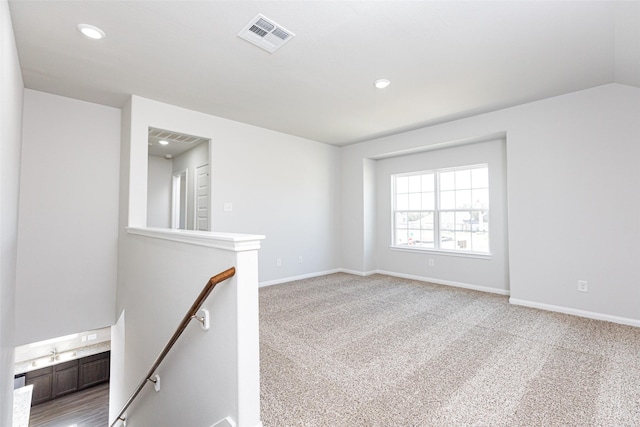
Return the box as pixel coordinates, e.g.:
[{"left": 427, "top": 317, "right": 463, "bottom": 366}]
[
  {"left": 337, "top": 268, "right": 378, "bottom": 277},
  {"left": 259, "top": 269, "right": 341, "bottom": 287},
  {"left": 375, "top": 269, "right": 510, "bottom": 296},
  {"left": 261, "top": 268, "right": 508, "bottom": 296},
  {"left": 259, "top": 268, "right": 639, "bottom": 328},
  {"left": 210, "top": 416, "right": 235, "bottom": 427},
  {"left": 509, "top": 298, "right": 640, "bottom": 327}
]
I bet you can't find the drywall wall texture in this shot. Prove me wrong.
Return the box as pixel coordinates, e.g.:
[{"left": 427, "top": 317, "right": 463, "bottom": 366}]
[
  {"left": 113, "top": 233, "right": 262, "bottom": 427},
  {"left": 171, "top": 140, "right": 209, "bottom": 230},
  {"left": 342, "top": 83, "right": 640, "bottom": 323},
  {"left": 15, "top": 90, "right": 121, "bottom": 345},
  {"left": 375, "top": 138, "right": 509, "bottom": 293},
  {"left": 125, "top": 95, "right": 341, "bottom": 284},
  {"left": 0, "top": 0, "right": 24, "bottom": 423},
  {"left": 147, "top": 155, "right": 172, "bottom": 228}
]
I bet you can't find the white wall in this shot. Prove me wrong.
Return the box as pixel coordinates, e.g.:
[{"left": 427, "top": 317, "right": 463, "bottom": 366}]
[
  {"left": 0, "top": 1, "right": 24, "bottom": 423},
  {"left": 112, "top": 94, "right": 342, "bottom": 425},
  {"left": 15, "top": 90, "right": 121, "bottom": 345},
  {"left": 126, "top": 96, "right": 341, "bottom": 284},
  {"left": 375, "top": 138, "right": 509, "bottom": 293},
  {"left": 147, "top": 156, "right": 172, "bottom": 228},
  {"left": 342, "top": 83, "right": 640, "bottom": 324},
  {"left": 113, "top": 230, "right": 262, "bottom": 427},
  {"left": 172, "top": 141, "right": 209, "bottom": 230}
]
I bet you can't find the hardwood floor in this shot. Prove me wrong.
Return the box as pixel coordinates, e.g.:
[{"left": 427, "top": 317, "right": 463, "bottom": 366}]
[{"left": 28, "top": 383, "right": 109, "bottom": 427}]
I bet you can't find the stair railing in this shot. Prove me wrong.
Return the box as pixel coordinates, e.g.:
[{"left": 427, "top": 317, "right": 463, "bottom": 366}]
[{"left": 110, "top": 267, "right": 236, "bottom": 427}]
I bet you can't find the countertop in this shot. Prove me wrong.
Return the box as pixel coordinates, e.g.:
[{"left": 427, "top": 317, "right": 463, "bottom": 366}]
[{"left": 14, "top": 341, "right": 111, "bottom": 375}]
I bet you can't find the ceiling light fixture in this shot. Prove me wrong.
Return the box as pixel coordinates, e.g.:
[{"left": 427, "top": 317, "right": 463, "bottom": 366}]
[
  {"left": 374, "top": 79, "right": 391, "bottom": 89},
  {"left": 77, "top": 24, "right": 105, "bottom": 40},
  {"left": 158, "top": 140, "right": 169, "bottom": 145}
]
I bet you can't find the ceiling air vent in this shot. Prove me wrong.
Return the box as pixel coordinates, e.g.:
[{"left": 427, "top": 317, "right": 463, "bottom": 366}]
[
  {"left": 148, "top": 127, "right": 208, "bottom": 146},
  {"left": 238, "top": 14, "right": 295, "bottom": 53}
]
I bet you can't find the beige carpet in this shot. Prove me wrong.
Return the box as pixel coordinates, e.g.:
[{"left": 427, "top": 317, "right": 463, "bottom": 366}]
[{"left": 259, "top": 273, "right": 640, "bottom": 426}]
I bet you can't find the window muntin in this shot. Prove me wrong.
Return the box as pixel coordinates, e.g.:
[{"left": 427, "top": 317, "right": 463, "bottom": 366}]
[{"left": 392, "top": 165, "right": 489, "bottom": 254}]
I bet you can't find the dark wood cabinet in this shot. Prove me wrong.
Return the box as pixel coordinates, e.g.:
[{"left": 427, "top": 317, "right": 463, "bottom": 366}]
[
  {"left": 79, "top": 352, "right": 110, "bottom": 389},
  {"left": 52, "top": 359, "right": 79, "bottom": 398},
  {"left": 24, "top": 351, "right": 110, "bottom": 406},
  {"left": 26, "top": 366, "right": 53, "bottom": 405}
]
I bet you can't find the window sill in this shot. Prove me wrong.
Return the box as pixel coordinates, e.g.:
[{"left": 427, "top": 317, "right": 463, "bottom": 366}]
[{"left": 389, "top": 245, "right": 492, "bottom": 260}]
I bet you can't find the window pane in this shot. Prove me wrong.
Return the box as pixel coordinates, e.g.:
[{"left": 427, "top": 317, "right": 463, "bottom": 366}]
[
  {"left": 396, "top": 176, "right": 409, "bottom": 194},
  {"left": 471, "top": 230, "right": 489, "bottom": 252},
  {"left": 456, "top": 211, "right": 471, "bottom": 231},
  {"left": 472, "top": 167, "right": 488, "bottom": 188},
  {"left": 455, "top": 189, "right": 472, "bottom": 209},
  {"left": 409, "top": 193, "right": 421, "bottom": 210},
  {"left": 440, "top": 231, "right": 455, "bottom": 249},
  {"left": 421, "top": 174, "right": 434, "bottom": 192},
  {"left": 455, "top": 169, "right": 471, "bottom": 189},
  {"left": 395, "top": 212, "right": 408, "bottom": 228},
  {"left": 396, "top": 194, "right": 408, "bottom": 210},
  {"left": 408, "top": 175, "right": 421, "bottom": 193},
  {"left": 440, "top": 211, "right": 455, "bottom": 231},
  {"left": 440, "top": 171, "right": 455, "bottom": 190},
  {"left": 407, "top": 212, "right": 423, "bottom": 229},
  {"left": 395, "top": 228, "right": 408, "bottom": 246},
  {"left": 418, "top": 230, "right": 434, "bottom": 248},
  {"left": 422, "top": 192, "right": 434, "bottom": 210},
  {"left": 440, "top": 190, "right": 455, "bottom": 210},
  {"left": 456, "top": 231, "right": 471, "bottom": 250},
  {"left": 478, "top": 211, "right": 489, "bottom": 232},
  {"left": 472, "top": 188, "right": 489, "bottom": 209},
  {"left": 439, "top": 211, "right": 455, "bottom": 249},
  {"left": 393, "top": 165, "right": 488, "bottom": 254},
  {"left": 419, "top": 211, "right": 433, "bottom": 229}
]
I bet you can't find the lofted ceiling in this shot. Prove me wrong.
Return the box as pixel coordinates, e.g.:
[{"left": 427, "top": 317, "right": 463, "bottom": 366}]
[{"left": 8, "top": 1, "right": 640, "bottom": 146}]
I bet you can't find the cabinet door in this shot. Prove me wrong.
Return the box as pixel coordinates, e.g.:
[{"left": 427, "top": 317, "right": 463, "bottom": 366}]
[
  {"left": 53, "top": 360, "right": 79, "bottom": 398},
  {"left": 25, "top": 367, "right": 53, "bottom": 405},
  {"left": 79, "top": 352, "right": 110, "bottom": 389}
]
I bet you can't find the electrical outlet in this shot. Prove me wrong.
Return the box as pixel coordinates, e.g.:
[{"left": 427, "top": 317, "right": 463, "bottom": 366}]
[
  {"left": 223, "top": 203, "right": 233, "bottom": 212},
  {"left": 298, "top": 256, "right": 303, "bottom": 264},
  {"left": 578, "top": 280, "right": 588, "bottom": 293},
  {"left": 276, "top": 258, "right": 282, "bottom": 267},
  {"left": 428, "top": 259, "right": 434, "bottom": 267}
]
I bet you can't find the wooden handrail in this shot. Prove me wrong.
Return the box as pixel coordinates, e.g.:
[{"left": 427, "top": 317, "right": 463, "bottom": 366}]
[{"left": 110, "top": 267, "right": 236, "bottom": 427}]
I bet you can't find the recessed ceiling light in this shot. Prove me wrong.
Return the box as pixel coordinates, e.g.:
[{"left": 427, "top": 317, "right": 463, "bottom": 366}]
[
  {"left": 374, "top": 79, "right": 391, "bottom": 89},
  {"left": 77, "top": 24, "right": 105, "bottom": 40},
  {"left": 158, "top": 140, "right": 169, "bottom": 145}
]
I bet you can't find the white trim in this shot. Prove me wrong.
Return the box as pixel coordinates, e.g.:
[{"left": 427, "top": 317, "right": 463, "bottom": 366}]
[
  {"left": 171, "top": 168, "right": 188, "bottom": 230},
  {"left": 369, "top": 132, "right": 506, "bottom": 160},
  {"left": 509, "top": 298, "right": 640, "bottom": 328},
  {"left": 375, "top": 270, "right": 510, "bottom": 295},
  {"left": 259, "top": 269, "right": 342, "bottom": 287},
  {"left": 338, "top": 268, "right": 378, "bottom": 277},
  {"left": 127, "top": 227, "right": 265, "bottom": 252},
  {"left": 209, "top": 417, "right": 263, "bottom": 427},
  {"left": 389, "top": 246, "right": 492, "bottom": 259},
  {"left": 209, "top": 416, "right": 236, "bottom": 427},
  {"left": 257, "top": 268, "right": 640, "bottom": 328},
  {"left": 259, "top": 268, "right": 508, "bottom": 296}
]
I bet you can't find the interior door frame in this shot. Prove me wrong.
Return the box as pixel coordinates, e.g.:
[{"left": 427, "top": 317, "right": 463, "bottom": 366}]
[{"left": 171, "top": 168, "right": 188, "bottom": 229}]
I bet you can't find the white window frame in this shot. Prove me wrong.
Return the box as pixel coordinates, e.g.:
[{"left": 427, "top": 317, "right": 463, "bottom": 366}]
[{"left": 391, "top": 164, "right": 491, "bottom": 258}]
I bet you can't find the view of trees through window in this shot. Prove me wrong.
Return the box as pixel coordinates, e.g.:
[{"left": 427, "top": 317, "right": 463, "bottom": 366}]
[{"left": 393, "top": 164, "right": 489, "bottom": 253}]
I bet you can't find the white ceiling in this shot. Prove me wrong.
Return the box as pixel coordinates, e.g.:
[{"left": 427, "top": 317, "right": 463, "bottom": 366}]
[{"left": 8, "top": 1, "right": 640, "bottom": 146}]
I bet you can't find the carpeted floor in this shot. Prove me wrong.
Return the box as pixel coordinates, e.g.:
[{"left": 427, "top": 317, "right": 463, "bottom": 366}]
[{"left": 259, "top": 273, "right": 640, "bottom": 426}]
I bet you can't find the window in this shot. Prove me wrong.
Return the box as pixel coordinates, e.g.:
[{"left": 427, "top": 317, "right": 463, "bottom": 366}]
[{"left": 392, "top": 164, "right": 489, "bottom": 254}]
